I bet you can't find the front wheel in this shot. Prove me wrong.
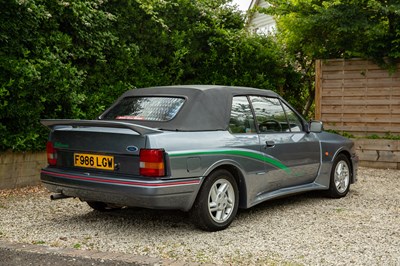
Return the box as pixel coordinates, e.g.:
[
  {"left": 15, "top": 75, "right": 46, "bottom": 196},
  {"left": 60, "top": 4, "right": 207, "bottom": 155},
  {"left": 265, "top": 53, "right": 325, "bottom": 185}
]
[
  {"left": 327, "top": 154, "right": 351, "bottom": 198},
  {"left": 191, "top": 169, "right": 239, "bottom": 231}
]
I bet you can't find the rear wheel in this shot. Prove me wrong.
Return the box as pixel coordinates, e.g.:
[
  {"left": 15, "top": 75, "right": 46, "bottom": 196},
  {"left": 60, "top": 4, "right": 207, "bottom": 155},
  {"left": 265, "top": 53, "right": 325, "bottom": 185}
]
[
  {"left": 327, "top": 154, "right": 351, "bottom": 198},
  {"left": 86, "top": 201, "right": 122, "bottom": 212},
  {"left": 191, "top": 169, "right": 239, "bottom": 231}
]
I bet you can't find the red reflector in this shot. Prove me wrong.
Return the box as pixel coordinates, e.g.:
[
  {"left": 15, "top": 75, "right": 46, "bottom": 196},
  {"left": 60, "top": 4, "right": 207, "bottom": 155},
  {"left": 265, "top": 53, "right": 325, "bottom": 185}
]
[
  {"left": 46, "top": 141, "right": 57, "bottom": 166},
  {"left": 139, "top": 149, "right": 165, "bottom": 177}
]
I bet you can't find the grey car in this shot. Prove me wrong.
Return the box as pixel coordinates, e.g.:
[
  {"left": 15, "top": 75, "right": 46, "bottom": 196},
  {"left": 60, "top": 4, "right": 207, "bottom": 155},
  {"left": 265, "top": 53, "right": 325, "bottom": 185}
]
[{"left": 41, "top": 85, "right": 358, "bottom": 231}]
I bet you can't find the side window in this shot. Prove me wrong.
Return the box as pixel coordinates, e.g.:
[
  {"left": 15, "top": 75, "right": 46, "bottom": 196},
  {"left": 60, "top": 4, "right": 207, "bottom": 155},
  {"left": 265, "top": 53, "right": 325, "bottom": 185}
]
[
  {"left": 229, "top": 96, "right": 256, "bottom": 134},
  {"left": 282, "top": 102, "right": 303, "bottom": 132},
  {"left": 250, "top": 96, "right": 289, "bottom": 133}
]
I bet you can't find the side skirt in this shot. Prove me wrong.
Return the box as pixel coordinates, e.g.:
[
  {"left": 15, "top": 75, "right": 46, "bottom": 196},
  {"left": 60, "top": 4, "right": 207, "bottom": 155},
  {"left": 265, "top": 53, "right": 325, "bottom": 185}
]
[{"left": 250, "top": 182, "right": 328, "bottom": 208}]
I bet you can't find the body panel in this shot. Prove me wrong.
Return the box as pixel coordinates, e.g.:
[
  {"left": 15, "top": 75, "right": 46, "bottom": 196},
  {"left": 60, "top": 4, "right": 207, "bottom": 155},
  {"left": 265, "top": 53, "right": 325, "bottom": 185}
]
[{"left": 258, "top": 132, "right": 321, "bottom": 190}]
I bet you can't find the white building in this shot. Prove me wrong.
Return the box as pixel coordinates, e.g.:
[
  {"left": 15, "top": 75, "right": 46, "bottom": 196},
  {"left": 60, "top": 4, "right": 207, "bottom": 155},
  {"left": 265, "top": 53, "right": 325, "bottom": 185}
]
[{"left": 246, "top": 0, "right": 276, "bottom": 34}]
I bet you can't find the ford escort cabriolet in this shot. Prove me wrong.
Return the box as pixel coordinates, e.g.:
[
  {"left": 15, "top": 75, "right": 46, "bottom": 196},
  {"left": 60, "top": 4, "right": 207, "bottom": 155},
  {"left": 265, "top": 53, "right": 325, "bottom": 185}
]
[{"left": 41, "top": 85, "right": 358, "bottom": 231}]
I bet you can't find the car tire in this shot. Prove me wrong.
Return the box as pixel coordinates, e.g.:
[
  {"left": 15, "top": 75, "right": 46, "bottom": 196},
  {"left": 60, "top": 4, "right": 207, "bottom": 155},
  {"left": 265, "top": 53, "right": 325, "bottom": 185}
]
[
  {"left": 86, "top": 201, "right": 121, "bottom": 212},
  {"left": 327, "top": 154, "right": 351, "bottom": 198},
  {"left": 191, "top": 169, "right": 239, "bottom": 231}
]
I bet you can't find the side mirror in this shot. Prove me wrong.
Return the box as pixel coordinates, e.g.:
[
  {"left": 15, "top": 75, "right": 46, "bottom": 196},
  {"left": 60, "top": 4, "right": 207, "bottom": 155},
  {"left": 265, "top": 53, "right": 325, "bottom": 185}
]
[{"left": 308, "top": 121, "right": 323, "bottom": 133}]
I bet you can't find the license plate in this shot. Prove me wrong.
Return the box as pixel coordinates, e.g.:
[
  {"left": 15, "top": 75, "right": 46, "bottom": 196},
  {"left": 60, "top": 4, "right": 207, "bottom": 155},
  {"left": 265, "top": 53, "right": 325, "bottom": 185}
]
[{"left": 74, "top": 153, "right": 114, "bottom": 170}]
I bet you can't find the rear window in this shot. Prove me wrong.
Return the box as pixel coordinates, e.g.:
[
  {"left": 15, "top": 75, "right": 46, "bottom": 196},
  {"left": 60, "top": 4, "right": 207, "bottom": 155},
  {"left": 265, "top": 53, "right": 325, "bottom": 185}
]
[{"left": 102, "top": 97, "right": 185, "bottom": 121}]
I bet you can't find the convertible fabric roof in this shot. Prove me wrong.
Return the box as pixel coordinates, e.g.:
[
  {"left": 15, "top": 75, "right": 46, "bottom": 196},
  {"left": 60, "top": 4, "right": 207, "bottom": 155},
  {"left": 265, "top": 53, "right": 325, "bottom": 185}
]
[{"left": 100, "top": 85, "right": 280, "bottom": 131}]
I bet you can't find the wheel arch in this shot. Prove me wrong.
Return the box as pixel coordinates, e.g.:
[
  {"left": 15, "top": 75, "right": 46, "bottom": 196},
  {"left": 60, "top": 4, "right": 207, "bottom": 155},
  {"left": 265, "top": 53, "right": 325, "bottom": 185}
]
[
  {"left": 203, "top": 161, "right": 248, "bottom": 209},
  {"left": 333, "top": 149, "right": 355, "bottom": 184}
]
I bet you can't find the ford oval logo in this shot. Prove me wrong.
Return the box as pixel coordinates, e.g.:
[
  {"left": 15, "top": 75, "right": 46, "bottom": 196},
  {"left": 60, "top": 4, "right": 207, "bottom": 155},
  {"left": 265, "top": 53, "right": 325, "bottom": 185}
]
[{"left": 126, "top": 146, "right": 138, "bottom": 152}]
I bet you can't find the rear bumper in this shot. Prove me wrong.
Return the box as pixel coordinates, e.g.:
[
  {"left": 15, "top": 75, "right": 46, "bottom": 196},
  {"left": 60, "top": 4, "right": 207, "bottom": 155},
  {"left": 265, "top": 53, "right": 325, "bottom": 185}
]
[{"left": 41, "top": 168, "right": 202, "bottom": 211}]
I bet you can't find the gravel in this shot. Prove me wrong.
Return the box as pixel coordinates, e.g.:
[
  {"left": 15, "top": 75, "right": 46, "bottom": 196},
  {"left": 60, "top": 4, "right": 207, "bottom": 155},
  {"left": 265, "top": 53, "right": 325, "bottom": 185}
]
[{"left": 0, "top": 167, "right": 399, "bottom": 265}]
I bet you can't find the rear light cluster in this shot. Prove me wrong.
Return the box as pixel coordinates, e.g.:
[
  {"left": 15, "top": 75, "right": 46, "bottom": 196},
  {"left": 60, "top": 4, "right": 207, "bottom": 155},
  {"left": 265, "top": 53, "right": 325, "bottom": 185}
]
[
  {"left": 46, "top": 142, "right": 165, "bottom": 177},
  {"left": 46, "top": 141, "right": 57, "bottom": 166},
  {"left": 139, "top": 149, "right": 166, "bottom": 177}
]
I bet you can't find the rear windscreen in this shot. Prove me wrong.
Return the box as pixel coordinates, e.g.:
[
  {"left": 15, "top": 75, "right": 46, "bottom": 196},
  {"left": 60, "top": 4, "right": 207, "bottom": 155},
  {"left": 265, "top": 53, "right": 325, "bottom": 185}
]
[{"left": 102, "top": 97, "right": 185, "bottom": 121}]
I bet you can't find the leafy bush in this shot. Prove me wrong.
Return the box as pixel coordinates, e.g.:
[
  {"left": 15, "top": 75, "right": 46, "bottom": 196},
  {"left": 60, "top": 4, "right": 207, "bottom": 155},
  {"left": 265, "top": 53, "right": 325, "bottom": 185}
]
[
  {"left": 265, "top": 0, "right": 400, "bottom": 64},
  {"left": 0, "top": 0, "right": 116, "bottom": 151},
  {"left": 1, "top": 0, "right": 302, "bottom": 151}
]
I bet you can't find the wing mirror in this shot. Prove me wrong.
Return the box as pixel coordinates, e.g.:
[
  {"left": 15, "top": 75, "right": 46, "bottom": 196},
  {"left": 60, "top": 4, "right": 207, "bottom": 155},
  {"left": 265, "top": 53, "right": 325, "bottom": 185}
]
[{"left": 306, "top": 121, "right": 323, "bottom": 133}]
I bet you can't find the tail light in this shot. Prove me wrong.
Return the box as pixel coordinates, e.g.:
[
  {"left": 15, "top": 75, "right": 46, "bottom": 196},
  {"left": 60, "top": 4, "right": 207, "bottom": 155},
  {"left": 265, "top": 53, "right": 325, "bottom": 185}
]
[
  {"left": 139, "top": 149, "right": 165, "bottom": 177},
  {"left": 46, "top": 141, "right": 57, "bottom": 166}
]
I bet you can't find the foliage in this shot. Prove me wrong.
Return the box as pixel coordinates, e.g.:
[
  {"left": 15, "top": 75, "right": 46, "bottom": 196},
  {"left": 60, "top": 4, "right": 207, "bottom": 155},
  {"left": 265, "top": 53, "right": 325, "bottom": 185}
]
[
  {"left": 325, "top": 129, "right": 355, "bottom": 139},
  {"left": 1, "top": 0, "right": 301, "bottom": 151},
  {"left": 325, "top": 129, "right": 400, "bottom": 140},
  {"left": 366, "top": 133, "right": 400, "bottom": 140},
  {"left": 0, "top": 0, "right": 117, "bottom": 151},
  {"left": 263, "top": 0, "right": 400, "bottom": 64},
  {"left": 257, "top": 0, "right": 400, "bottom": 117}
]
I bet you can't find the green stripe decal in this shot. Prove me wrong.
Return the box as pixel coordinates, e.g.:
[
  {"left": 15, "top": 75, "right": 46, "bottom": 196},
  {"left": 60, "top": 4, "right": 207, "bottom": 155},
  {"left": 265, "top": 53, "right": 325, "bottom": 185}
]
[{"left": 169, "top": 150, "right": 291, "bottom": 173}]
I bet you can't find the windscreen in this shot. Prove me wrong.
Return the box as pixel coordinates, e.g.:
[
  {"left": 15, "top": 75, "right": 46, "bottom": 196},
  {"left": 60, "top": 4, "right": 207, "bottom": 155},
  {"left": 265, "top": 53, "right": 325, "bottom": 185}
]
[{"left": 102, "top": 97, "right": 185, "bottom": 121}]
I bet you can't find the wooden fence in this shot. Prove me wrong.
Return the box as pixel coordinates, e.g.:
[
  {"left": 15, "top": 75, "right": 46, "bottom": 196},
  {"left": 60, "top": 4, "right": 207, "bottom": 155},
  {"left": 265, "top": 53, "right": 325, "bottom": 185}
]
[
  {"left": 354, "top": 139, "right": 400, "bottom": 169},
  {"left": 315, "top": 58, "right": 400, "bottom": 168},
  {"left": 315, "top": 58, "right": 400, "bottom": 137}
]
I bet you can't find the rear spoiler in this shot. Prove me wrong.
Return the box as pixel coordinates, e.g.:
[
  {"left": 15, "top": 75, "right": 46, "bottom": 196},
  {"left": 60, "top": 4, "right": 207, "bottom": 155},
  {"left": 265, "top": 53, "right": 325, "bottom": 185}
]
[{"left": 41, "top": 119, "right": 163, "bottom": 135}]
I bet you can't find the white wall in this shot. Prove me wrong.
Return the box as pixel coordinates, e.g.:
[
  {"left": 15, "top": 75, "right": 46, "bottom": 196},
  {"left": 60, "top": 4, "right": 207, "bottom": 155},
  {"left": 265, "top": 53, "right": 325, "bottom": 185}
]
[{"left": 247, "top": 0, "right": 276, "bottom": 35}]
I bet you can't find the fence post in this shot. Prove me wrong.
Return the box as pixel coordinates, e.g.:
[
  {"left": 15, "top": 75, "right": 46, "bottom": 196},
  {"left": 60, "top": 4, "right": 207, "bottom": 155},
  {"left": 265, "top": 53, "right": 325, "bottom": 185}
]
[{"left": 315, "top": 59, "right": 322, "bottom": 120}]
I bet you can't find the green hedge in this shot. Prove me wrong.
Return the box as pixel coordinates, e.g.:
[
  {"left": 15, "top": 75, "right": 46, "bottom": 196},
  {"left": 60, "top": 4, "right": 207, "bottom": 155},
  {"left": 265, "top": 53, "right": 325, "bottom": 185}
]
[{"left": 0, "top": 0, "right": 303, "bottom": 151}]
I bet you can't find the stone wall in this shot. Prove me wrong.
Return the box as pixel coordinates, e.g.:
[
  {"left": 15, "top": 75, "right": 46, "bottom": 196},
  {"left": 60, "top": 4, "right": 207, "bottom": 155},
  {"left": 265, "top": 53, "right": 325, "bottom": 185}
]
[{"left": 0, "top": 152, "right": 47, "bottom": 189}]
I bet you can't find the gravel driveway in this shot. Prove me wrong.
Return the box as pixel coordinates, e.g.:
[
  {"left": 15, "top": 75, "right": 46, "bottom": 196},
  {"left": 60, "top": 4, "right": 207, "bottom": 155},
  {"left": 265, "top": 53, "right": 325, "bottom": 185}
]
[{"left": 0, "top": 167, "right": 399, "bottom": 265}]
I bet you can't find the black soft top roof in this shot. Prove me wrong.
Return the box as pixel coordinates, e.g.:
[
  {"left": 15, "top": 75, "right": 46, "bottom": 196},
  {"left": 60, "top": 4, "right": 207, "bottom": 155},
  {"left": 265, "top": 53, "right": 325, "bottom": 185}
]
[{"left": 100, "top": 85, "right": 280, "bottom": 131}]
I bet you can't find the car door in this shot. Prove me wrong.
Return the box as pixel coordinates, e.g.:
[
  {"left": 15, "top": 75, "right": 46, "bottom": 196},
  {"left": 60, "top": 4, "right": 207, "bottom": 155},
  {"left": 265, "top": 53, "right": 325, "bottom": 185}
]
[
  {"left": 249, "top": 96, "right": 321, "bottom": 190},
  {"left": 228, "top": 96, "right": 280, "bottom": 199},
  {"left": 227, "top": 96, "right": 263, "bottom": 175}
]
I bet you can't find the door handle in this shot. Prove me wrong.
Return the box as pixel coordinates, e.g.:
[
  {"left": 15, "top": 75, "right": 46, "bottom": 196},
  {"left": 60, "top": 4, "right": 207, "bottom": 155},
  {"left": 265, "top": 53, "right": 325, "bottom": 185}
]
[{"left": 265, "top": 141, "right": 275, "bottom": 148}]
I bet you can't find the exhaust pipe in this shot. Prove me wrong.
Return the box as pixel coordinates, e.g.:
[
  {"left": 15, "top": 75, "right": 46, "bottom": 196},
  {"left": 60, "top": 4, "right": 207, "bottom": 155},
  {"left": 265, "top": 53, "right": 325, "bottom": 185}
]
[{"left": 50, "top": 193, "right": 71, "bottom": 200}]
